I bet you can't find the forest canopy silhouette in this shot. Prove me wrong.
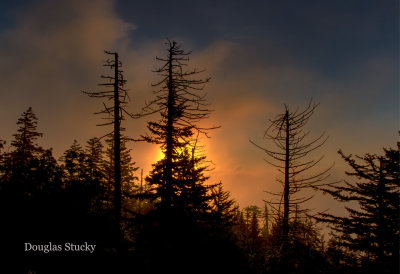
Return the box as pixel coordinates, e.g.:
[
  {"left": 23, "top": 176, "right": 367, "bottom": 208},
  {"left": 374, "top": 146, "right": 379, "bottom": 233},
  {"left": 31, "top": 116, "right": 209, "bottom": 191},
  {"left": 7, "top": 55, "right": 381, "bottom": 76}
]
[{"left": 0, "top": 40, "right": 398, "bottom": 274}]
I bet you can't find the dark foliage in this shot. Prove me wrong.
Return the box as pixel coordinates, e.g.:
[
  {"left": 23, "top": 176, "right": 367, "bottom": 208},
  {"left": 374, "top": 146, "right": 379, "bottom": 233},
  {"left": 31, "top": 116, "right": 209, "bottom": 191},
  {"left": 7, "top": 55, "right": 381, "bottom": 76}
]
[
  {"left": 132, "top": 208, "right": 253, "bottom": 274},
  {"left": 0, "top": 109, "right": 118, "bottom": 272},
  {"left": 317, "top": 144, "right": 399, "bottom": 274}
]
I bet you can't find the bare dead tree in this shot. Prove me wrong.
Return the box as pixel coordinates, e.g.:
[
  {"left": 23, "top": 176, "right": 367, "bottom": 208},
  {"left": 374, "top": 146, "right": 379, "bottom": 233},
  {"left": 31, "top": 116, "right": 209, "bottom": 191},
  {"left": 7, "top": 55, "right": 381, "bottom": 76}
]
[
  {"left": 82, "top": 51, "right": 134, "bottom": 244},
  {"left": 250, "top": 100, "right": 333, "bottom": 246}
]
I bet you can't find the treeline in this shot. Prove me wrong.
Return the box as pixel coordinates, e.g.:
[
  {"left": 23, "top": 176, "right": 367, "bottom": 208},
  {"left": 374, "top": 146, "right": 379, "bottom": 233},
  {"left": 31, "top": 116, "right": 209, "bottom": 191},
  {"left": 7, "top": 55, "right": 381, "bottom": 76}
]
[{"left": 0, "top": 40, "right": 398, "bottom": 274}]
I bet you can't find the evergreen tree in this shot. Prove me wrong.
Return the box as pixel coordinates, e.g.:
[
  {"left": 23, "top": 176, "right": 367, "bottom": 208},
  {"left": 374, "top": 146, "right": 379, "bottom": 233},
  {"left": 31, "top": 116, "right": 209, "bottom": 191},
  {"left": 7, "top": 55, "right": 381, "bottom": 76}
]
[
  {"left": 84, "top": 137, "right": 104, "bottom": 183},
  {"left": 264, "top": 213, "right": 327, "bottom": 274},
  {"left": 262, "top": 202, "right": 269, "bottom": 238},
  {"left": 0, "top": 108, "right": 66, "bottom": 264},
  {"left": 61, "top": 139, "right": 86, "bottom": 183},
  {"left": 317, "top": 145, "right": 400, "bottom": 273},
  {"left": 210, "top": 182, "right": 238, "bottom": 227},
  {"left": 173, "top": 146, "right": 211, "bottom": 214},
  {"left": 145, "top": 142, "right": 214, "bottom": 218},
  {"left": 1, "top": 107, "right": 60, "bottom": 194},
  {"left": 36, "top": 148, "right": 63, "bottom": 190},
  {"left": 11, "top": 107, "right": 43, "bottom": 159},
  {"left": 7, "top": 107, "right": 43, "bottom": 186},
  {"left": 0, "top": 139, "right": 6, "bottom": 183},
  {"left": 103, "top": 135, "right": 138, "bottom": 208}
]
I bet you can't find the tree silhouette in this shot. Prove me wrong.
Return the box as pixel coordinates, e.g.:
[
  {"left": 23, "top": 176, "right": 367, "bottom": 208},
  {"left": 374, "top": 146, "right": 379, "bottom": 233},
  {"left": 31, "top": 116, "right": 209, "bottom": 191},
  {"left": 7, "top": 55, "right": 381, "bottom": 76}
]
[
  {"left": 0, "top": 108, "right": 66, "bottom": 267},
  {"left": 60, "top": 140, "right": 86, "bottom": 183},
  {"left": 244, "top": 205, "right": 264, "bottom": 268},
  {"left": 210, "top": 182, "right": 238, "bottom": 227},
  {"left": 140, "top": 39, "right": 218, "bottom": 210},
  {"left": 83, "top": 51, "right": 135, "bottom": 245},
  {"left": 144, "top": 139, "right": 215, "bottom": 220},
  {"left": 84, "top": 137, "right": 104, "bottom": 183},
  {"left": 1, "top": 108, "right": 64, "bottom": 194},
  {"left": 11, "top": 107, "right": 43, "bottom": 157},
  {"left": 0, "top": 107, "right": 58, "bottom": 193},
  {"left": 6, "top": 107, "right": 44, "bottom": 187},
  {"left": 264, "top": 213, "right": 327, "bottom": 274},
  {"left": 250, "top": 100, "right": 332, "bottom": 249},
  {"left": 102, "top": 134, "right": 138, "bottom": 212},
  {"left": 316, "top": 144, "right": 400, "bottom": 273},
  {"left": 0, "top": 139, "right": 6, "bottom": 183},
  {"left": 59, "top": 139, "right": 106, "bottom": 214}
]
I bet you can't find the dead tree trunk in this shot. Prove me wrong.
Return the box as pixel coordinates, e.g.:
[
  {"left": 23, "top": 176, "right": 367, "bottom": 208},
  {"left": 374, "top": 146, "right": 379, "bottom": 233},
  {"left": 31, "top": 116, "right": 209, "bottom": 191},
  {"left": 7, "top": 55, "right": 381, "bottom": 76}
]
[
  {"left": 113, "top": 52, "right": 122, "bottom": 233},
  {"left": 83, "top": 51, "right": 134, "bottom": 250},
  {"left": 283, "top": 109, "right": 290, "bottom": 244}
]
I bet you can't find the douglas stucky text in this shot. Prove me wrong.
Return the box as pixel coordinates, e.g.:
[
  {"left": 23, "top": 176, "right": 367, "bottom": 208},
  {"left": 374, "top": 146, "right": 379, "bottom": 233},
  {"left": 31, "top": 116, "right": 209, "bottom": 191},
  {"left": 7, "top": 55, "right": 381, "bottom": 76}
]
[{"left": 24, "top": 242, "right": 96, "bottom": 254}]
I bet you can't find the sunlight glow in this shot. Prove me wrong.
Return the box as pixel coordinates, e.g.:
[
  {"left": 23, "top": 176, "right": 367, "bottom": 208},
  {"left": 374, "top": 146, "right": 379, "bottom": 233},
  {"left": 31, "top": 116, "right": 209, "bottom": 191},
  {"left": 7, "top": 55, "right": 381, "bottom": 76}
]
[{"left": 154, "top": 148, "right": 164, "bottom": 163}]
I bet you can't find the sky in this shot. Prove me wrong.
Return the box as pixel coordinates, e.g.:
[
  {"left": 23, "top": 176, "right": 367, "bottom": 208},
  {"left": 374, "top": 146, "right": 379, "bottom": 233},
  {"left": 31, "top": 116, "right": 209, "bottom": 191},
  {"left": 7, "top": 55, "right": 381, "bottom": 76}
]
[{"left": 0, "top": 0, "right": 398, "bottom": 215}]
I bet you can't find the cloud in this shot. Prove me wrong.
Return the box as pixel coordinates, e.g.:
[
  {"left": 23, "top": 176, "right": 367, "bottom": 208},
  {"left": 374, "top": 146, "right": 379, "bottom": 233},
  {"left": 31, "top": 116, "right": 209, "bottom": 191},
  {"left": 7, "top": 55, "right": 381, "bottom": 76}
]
[
  {"left": 0, "top": 0, "right": 135, "bottom": 152},
  {"left": 185, "top": 39, "right": 397, "bottom": 208}
]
